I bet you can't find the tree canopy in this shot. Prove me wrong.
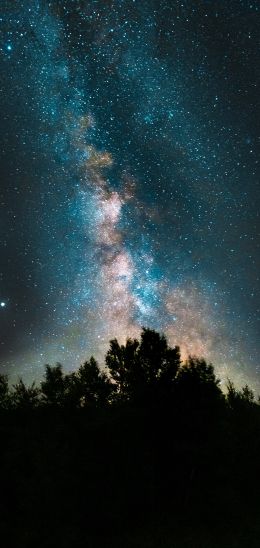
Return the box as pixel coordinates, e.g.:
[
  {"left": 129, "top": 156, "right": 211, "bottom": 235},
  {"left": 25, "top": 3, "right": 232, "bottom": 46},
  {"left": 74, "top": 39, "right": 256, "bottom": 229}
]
[
  {"left": 0, "top": 327, "right": 259, "bottom": 548},
  {"left": 0, "top": 327, "right": 258, "bottom": 413}
]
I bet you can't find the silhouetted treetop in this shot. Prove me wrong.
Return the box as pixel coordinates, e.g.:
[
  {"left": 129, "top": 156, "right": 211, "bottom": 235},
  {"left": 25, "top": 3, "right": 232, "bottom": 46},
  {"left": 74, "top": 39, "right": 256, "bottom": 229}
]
[
  {"left": 41, "top": 363, "right": 65, "bottom": 406},
  {"left": 177, "top": 356, "right": 220, "bottom": 387},
  {"left": 175, "top": 357, "right": 224, "bottom": 425},
  {"left": 0, "top": 374, "right": 10, "bottom": 410},
  {"left": 105, "top": 328, "right": 181, "bottom": 403},
  {"left": 226, "top": 379, "right": 257, "bottom": 412},
  {"left": 38, "top": 358, "right": 113, "bottom": 408},
  {"left": 12, "top": 379, "right": 39, "bottom": 409},
  {"left": 0, "top": 328, "right": 258, "bottom": 414},
  {"left": 76, "top": 356, "right": 113, "bottom": 407}
]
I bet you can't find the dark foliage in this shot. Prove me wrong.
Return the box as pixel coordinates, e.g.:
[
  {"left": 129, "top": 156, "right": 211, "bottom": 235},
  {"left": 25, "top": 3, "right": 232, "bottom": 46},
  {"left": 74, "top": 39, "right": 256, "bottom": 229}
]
[
  {"left": 11, "top": 379, "right": 40, "bottom": 409},
  {"left": 0, "top": 328, "right": 259, "bottom": 547},
  {"left": 0, "top": 374, "right": 10, "bottom": 409},
  {"left": 106, "top": 328, "right": 181, "bottom": 404}
]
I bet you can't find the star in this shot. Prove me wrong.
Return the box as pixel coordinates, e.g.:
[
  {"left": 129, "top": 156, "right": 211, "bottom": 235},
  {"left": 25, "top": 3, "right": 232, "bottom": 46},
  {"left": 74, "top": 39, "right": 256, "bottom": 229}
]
[{"left": 0, "top": 1, "right": 258, "bottom": 393}]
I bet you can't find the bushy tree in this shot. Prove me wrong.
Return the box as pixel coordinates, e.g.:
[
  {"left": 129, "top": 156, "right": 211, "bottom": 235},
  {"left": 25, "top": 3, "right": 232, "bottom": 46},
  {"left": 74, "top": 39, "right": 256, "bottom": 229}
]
[
  {"left": 139, "top": 327, "right": 181, "bottom": 389},
  {"left": 11, "top": 379, "right": 40, "bottom": 409},
  {"left": 226, "top": 379, "right": 256, "bottom": 410},
  {"left": 41, "top": 363, "right": 65, "bottom": 406},
  {"left": 105, "top": 328, "right": 181, "bottom": 403},
  {"left": 77, "top": 357, "right": 113, "bottom": 407},
  {"left": 176, "top": 356, "right": 223, "bottom": 415},
  {"left": 105, "top": 337, "right": 140, "bottom": 401},
  {"left": 177, "top": 356, "right": 219, "bottom": 382},
  {"left": 59, "top": 371, "right": 81, "bottom": 408},
  {"left": 40, "top": 359, "right": 113, "bottom": 408}
]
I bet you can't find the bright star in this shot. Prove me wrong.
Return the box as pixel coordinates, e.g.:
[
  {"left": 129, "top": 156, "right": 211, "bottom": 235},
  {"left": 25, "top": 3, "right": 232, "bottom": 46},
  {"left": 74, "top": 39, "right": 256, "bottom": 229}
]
[{"left": 1, "top": 302, "right": 6, "bottom": 308}]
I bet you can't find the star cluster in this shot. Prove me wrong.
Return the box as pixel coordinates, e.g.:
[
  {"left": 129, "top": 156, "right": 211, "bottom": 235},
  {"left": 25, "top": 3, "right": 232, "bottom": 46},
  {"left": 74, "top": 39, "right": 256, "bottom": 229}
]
[{"left": 0, "top": 0, "right": 259, "bottom": 389}]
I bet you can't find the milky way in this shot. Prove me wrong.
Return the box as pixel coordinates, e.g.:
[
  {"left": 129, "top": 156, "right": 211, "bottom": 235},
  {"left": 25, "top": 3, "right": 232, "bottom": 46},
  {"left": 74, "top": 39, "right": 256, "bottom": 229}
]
[{"left": 0, "top": 1, "right": 259, "bottom": 390}]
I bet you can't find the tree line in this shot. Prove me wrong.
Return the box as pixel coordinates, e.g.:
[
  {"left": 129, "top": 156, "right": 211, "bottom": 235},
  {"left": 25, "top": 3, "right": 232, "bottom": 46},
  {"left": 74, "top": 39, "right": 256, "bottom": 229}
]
[
  {"left": 0, "top": 328, "right": 260, "bottom": 548},
  {"left": 0, "top": 327, "right": 258, "bottom": 412}
]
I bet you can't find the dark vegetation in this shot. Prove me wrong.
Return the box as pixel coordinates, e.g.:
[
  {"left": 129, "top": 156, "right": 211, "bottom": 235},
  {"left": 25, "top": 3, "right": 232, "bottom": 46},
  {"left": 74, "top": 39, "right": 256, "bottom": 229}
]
[{"left": 0, "top": 328, "right": 259, "bottom": 547}]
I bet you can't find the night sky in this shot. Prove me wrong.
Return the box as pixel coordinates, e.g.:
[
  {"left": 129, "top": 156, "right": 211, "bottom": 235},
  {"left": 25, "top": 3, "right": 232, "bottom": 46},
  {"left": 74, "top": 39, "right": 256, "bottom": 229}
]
[{"left": 0, "top": 0, "right": 259, "bottom": 388}]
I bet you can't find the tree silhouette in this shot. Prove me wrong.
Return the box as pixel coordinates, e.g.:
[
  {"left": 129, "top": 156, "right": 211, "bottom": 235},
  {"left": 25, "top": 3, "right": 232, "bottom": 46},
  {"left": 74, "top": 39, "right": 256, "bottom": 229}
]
[
  {"left": 41, "top": 363, "right": 65, "bottom": 406},
  {"left": 62, "top": 371, "right": 82, "bottom": 408},
  {"left": 11, "top": 379, "right": 40, "bottom": 409},
  {"left": 105, "top": 327, "right": 181, "bottom": 404},
  {"left": 0, "top": 374, "right": 10, "bottom": 410},
  {"left": 105, "top": 337, "right": 140, "bottom": 401},
  {"left": 139, "top": 327, "right": 181, "bottom": 400},
  {"left": 175, "top": 356, "right": 224, "bottom": 429},
  {"left": 227, "top": 379, "right": 256, "bottom": 410},
  {"left": 176, "top": 356, "right": 221, "bottom": 394},
  {"left": 76, "top": 356, "right": 113, "bottom": 407}
]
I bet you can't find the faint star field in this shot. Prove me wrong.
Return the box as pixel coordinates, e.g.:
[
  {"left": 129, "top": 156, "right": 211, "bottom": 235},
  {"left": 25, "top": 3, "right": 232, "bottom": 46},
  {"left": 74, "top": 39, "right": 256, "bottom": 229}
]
[{"left": 0, "top": 0, "right": 259, "bottom": 389}]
